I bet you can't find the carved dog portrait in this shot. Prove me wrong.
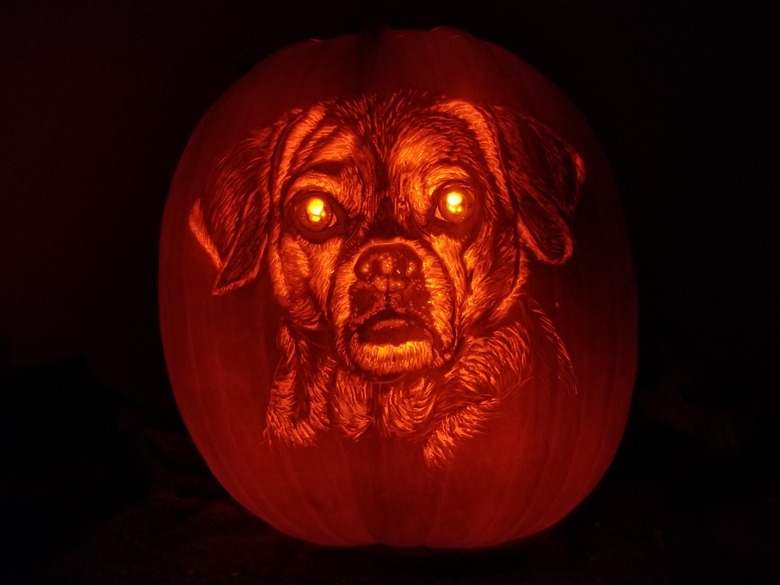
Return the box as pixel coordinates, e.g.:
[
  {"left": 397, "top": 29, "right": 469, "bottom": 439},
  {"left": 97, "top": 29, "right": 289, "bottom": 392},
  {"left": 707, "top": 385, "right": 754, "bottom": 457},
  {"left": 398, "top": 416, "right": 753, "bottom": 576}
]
[{"left": 189, "top": 91, "right": 584, "bottom": 467}]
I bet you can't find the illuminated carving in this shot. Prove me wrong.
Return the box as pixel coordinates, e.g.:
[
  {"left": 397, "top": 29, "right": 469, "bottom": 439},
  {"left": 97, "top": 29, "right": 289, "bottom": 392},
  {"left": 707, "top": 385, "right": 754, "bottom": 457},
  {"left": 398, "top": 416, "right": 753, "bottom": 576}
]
[{"left": 188, "top": 91, "right": 584, "bottom": 466}]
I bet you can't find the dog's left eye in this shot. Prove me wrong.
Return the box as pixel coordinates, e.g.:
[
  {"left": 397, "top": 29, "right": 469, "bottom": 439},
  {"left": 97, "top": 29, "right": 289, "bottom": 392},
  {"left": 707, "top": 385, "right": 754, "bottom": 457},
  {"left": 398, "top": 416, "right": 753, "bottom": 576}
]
[
  {"left": 435, "top": 187, "right": 476, "bottom": 225},
  {"left": 294, "top": 193, "right": 339, "bottom": 235}
]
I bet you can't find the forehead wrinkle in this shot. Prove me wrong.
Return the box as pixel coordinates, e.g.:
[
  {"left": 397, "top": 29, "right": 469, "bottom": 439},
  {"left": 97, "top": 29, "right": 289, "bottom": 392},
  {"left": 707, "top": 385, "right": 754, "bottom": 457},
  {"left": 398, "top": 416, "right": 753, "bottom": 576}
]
[
  {"left": 317, "top": 127, "right": 376, "bottom": 215},
  {"left": 284, "top": 116, "right": 372, "bottom": 192},
  {"left": 321, "top": 106, "right": 400, "bottom": 218},
  {"left": 389, "top": 132, "right": 446, "bottom": 221},
  {"left": 391, "top": 126, "right": 452, "bottom": 170},
  {"left": 276, "top": 105, "right": 327, "bottom": 185},
  {"left": 389, "top": 115, "right": 488, "bottom": 219},
  {"left": 393, "top": 111, "right": 490, "bottom": 174},
  {"left": 333, "top": 95, "right": 432, "bottom": 192},
  {"left": 294, "top": 124, "right": 358, "bottom": 171}
]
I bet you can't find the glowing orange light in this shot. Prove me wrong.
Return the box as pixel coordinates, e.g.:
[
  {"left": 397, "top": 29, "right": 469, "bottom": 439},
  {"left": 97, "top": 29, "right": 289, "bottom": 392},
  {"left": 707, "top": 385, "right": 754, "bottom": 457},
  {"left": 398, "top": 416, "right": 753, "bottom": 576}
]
[
  {"left": 296, "top": 194, "right": 335, "bottom": 232},
  {"left": 437, "top": 188, "right": 474, "bottom": 224},
  {"left": 307, "top": 198, "right": 326, "bottom": 221},
  {"left": 445, "top": 191, "right": 465, "bottom": 214}
]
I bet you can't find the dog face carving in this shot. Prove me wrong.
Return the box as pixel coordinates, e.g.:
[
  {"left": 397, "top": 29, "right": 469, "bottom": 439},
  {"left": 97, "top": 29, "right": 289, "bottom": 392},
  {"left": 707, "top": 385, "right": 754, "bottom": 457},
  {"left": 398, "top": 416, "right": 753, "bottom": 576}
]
[{"left": 189, "top": 91, "right": 584, "bottom": 466}]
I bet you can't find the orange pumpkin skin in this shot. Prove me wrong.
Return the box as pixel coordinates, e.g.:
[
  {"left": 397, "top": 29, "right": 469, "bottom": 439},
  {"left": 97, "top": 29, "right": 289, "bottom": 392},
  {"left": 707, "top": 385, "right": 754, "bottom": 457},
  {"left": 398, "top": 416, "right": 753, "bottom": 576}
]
[{"left": 159, "top": 28, "right": 636, "bottom": 548}]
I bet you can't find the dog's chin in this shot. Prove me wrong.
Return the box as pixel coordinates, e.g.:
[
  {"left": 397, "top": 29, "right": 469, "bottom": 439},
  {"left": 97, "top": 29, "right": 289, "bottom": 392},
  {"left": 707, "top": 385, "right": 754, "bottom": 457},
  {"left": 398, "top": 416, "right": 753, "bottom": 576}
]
[{"left": 348, "top": 317, "right": 436, "bottom": 376}]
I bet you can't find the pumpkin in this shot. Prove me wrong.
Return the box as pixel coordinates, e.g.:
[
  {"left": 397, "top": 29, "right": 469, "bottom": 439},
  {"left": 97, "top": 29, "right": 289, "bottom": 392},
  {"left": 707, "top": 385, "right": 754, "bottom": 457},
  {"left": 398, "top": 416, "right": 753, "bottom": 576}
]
[{"left": 159, "top": 27, "right": 636, "bottom": 548}]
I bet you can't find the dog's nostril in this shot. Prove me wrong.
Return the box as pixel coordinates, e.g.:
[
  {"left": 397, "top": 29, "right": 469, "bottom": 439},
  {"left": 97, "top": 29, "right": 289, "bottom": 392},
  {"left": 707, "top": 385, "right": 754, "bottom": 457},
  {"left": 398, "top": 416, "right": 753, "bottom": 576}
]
[
  {"left": 380, "top": 255, "right": 394, "bottom": 276},
  {"left": 354, "top": 243, "right": 422, "bottom": 290}
]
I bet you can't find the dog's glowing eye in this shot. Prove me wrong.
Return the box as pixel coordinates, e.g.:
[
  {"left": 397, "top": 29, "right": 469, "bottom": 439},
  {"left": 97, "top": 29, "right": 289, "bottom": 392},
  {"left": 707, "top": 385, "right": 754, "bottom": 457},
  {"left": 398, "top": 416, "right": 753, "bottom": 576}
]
[
  {"left": 445, "top": 192, "right": 465, "bottom": 213},
  {"left": 295, "top": 194, "right": 336, "bottom": 233},
  {"left": 436, "top": 188, "right": 475, "bottom": 224}
]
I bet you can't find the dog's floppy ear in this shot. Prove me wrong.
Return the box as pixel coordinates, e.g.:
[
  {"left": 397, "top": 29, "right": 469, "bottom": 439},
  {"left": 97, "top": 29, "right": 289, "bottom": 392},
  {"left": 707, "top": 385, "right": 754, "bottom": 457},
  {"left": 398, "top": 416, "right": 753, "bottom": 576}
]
[
  {"left": 188, "top": 125, "right": 280, "bottom": 295},
  {"left": 493, "top": 107, "right": 585, "bottom": 265}
]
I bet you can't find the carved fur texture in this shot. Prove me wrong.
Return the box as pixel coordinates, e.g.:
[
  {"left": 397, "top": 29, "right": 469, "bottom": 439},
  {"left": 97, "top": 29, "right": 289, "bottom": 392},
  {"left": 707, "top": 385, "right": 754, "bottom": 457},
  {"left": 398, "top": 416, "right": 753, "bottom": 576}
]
[{"left": 189, "top": 91, "right": 584, "bottom": 467}]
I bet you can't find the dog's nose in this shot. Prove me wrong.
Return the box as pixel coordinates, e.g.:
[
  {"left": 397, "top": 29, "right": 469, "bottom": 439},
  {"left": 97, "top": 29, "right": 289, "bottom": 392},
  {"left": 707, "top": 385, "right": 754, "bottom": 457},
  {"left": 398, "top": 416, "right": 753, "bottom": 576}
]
[{"left": 354, "top": 243, "right": 423, "bottom": 292}]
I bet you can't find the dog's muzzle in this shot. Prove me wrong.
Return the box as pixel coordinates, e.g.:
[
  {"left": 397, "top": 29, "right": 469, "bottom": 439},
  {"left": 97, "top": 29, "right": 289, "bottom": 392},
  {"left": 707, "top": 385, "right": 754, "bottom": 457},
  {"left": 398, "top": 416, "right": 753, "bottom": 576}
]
[{"left": 347, "top": 242, "right": 438, "bottom": 375}]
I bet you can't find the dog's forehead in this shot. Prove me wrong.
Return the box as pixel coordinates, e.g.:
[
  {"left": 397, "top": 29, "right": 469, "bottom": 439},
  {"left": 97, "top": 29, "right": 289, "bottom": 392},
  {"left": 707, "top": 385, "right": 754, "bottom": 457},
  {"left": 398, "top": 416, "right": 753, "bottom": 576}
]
[
  {"left": 280, "top": 92, "right": 496, "bottom": 230},
  {"left": 330, "top": 94, "right": 481, "bottom": 159},
  {"left": 284, "top": 94, "right": 491, "bottom": 209}
]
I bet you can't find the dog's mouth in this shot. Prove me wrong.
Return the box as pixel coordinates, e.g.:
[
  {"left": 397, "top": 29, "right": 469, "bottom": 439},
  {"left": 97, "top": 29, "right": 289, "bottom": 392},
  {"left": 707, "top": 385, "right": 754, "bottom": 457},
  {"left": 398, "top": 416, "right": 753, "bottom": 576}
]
[
  {"left": 349, "top": 309, "right": 439, "bottom": 376},
  {"left": 359, "top": 311, "right": 431, "bottom": 346}
]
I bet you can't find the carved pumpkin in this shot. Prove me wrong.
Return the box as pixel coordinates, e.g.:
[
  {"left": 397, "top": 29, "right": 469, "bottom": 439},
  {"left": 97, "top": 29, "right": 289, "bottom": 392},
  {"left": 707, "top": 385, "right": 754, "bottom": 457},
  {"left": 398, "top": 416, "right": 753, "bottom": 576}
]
[{"left": 159, "top": 27, "right": 636, "bottom": 547}]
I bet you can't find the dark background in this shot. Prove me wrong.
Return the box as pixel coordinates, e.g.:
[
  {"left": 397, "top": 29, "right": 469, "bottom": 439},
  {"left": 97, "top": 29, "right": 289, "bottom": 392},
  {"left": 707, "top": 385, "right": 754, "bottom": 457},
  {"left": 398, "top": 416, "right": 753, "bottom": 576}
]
[{"left": 1, "top": 1, "right": 777, "bottom": 583}]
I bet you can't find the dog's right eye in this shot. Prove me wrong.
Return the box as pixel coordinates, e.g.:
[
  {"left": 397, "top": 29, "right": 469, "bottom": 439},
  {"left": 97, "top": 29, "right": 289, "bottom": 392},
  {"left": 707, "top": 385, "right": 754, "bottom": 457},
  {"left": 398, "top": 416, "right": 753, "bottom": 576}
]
[
  {"left": 293, "top": 193, "right": 340, "bottom": 237},
  {"left": 435, "top": 187, "right": 476, "bottom": 225}
]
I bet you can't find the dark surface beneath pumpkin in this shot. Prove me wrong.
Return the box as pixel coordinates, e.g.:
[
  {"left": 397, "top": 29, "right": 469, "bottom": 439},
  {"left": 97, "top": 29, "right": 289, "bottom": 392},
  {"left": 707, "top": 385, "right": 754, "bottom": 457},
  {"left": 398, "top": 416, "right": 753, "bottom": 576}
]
[{"left": 0, "top": 357, "right": 777, "bottom": 585}]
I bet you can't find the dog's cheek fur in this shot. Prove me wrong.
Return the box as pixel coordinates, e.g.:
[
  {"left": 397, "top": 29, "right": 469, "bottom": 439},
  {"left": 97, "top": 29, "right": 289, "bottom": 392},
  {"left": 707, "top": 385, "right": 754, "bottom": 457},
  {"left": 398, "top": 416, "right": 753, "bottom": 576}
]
[
  {"left": 329, "top": 255, "right": 361, "bottom": 366},
  {"left": 463, "top": 222, "right": 518, "bottom": 326},
  {"left": 426, "top": 235, "right": 468, "bottom": 319},
  {"left": 271, "top": 234, "right": 322, "bottom": 329},
  {"left": 427, "top": 222, "right": 519, "bottom": 334},
  {"left": 461, "top": 227, "right": 521, "bottom": 328},
  {"left": 298, "top": 237, "right": 342, "bottom": 321},
  {"left": 420, "top": 247, "right": 458, "bottom": 353},
  {"left": 265, "top": 324, "right": 334, "bottom": 446}
]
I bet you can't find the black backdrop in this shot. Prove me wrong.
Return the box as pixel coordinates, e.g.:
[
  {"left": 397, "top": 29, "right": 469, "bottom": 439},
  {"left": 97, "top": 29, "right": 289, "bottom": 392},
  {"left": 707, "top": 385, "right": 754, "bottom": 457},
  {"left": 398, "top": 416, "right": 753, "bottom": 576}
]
[{"left": 1, "top": 1, "right": 777, "bottom": 583}]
